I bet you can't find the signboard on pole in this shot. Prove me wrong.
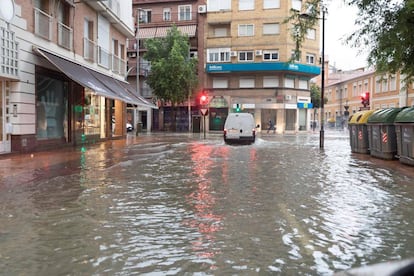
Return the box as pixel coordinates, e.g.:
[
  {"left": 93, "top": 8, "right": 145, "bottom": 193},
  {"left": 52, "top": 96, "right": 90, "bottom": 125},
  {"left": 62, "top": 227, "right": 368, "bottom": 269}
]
[{"left": 200, "top": 108, "right": 208, "bottom": 116}]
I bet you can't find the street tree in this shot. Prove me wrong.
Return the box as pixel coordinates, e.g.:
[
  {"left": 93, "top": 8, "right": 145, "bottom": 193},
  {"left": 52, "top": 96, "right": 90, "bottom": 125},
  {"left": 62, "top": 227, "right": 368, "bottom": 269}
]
[
  {"left": 287, "top": 0, "right": 414, "bottom": 81},
  {"left": 144, "top": 25, "right": 198, "bottom": 131}
]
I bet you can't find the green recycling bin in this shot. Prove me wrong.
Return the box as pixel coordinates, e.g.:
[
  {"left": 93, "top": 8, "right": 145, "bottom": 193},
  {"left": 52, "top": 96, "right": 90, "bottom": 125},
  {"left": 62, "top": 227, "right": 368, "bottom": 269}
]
[
  {"left": 394, "top": 107, "right": 414, "bottom": 166},
  {"left": 367, "top": 108, "right": 405, "bottom": 160},
  {"left": 348, "top": 110, "right": 375, "bottom": 154}
]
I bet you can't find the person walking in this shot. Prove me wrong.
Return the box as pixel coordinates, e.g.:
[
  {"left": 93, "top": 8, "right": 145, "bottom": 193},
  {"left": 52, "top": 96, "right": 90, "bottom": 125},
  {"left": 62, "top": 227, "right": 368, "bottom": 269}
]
[{"left": 267, "top": 119, "right": 276, "bottom": 134}]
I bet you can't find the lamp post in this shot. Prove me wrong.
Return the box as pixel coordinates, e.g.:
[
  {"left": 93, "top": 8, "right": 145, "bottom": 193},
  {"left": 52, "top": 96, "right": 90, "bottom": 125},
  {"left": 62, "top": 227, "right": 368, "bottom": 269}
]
[
  {"left": 319, "top": 7, "right": 326, "bottom": 149},
  {"left": 136, "top": 8, "right": 143, "bottom": 96}
]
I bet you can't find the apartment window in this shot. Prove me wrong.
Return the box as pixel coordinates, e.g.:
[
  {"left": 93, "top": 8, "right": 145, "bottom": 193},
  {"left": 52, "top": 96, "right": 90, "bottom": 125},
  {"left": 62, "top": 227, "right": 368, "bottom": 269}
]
[
  {"left": 263, "top": 23, "right": 280, "bottom": 35},
  {"left": 179, "top": 5, "right": 191, "bottom": 21},
  {"left": 214, "top": 27, "right": 227, "bottom": 37},
  {"left": 83, "top": 19, "right": 95, "bottom": 61},
  {"left": 240, "top": 77, "right": 255, "bottom": 88},
  {"left": 239, "top": 0, "right": 254, "bottom": 10},
  {"left": 285, "top": 76, "right": 295, "bottom": 88},
  {"left": 207, "top": 48, "right": 231, "bottom": 62},
  {"left": 306, "top": 54, "right": 315, "bottom": 64},
  {"left": 375, "top": 76, "right": 381, "bottom": 93},
  {"left": 390, "top": 75, "right": 396, "bottom": 91},
  {"left": 208, "top": 0, "right": 231, "bottom": 11},
  {"left": 213, "top": 78, "right": 228, "bottom": 88},
  {"left": 264, "top": 0, "right": 280, "bottom": 9},
  {"left": 299, "top": 79, "right": 308, "bottom": 89},
  {"left": 292, "top": 0, "right": 302, "bottom": 11},
  {"left": 263, "top": 50, "right": 279, "bottom": 61},
  {"left": 306, "top": 29, "right": 316, "bottom": 40},
  {"left": 263, "top": 76, "right": 279, "bottom": 87},
  {"left": 238, "top": 24, "right": 254, "bottom": 36},
  {"left": 139, "top": 10, "right": 151, "bottom": 23},
  {"left": 382, "top": 78, "right": 388, "bottom": 92},
  {"left": 239, "top": 51, "right": 254, "bottom": 61},
  {"left": 163, "top": 8, "right": 171, "bottom": 21}
]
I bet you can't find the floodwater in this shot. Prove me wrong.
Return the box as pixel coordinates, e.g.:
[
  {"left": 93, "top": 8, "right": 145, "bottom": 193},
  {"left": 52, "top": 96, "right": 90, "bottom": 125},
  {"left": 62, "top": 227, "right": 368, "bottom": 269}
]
[{"left": 1, "top": 131, "right": 414, "bottom": 275}]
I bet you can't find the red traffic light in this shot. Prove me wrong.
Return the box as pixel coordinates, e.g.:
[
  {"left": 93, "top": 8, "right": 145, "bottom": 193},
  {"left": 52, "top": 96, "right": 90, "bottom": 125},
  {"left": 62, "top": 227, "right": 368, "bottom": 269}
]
[
  {"left": 360, "top": 92, "right": 370, "bottom": 107},
  {"left": 199, "top": 93, "right": 208, "bottom": 105}
]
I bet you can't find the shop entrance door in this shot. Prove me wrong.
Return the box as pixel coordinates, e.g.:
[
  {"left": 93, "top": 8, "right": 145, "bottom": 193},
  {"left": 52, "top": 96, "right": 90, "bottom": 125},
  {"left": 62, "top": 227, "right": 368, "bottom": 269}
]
[{"left": 0, "top": 81, "right": 11, "bottom": 154}]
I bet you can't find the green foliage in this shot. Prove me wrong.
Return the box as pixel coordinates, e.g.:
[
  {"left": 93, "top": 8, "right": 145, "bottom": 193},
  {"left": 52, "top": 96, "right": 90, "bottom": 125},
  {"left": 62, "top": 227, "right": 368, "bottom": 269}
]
[
  {"left": 143, "top": 25, "right": 198, "bottom": 106},
  {"left": 346, "top": 0, "right": 414, "bottom": 79},
  {"left": 310, "top": 83, "right": 321, "bottom": 108}
]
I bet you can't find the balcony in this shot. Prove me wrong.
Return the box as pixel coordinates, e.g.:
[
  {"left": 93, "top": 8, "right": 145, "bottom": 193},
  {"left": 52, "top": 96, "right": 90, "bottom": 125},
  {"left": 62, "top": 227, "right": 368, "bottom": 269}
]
[
  {"left": 0, "top": 27, "right": 19, "bottom": 79},
  {"left": 34, "top": 8, "right": 52, "bottom": 40},
  {"left": 58, "top": 22, "right": 73, "bottom": 50},
  {"left": 83, "top": 38, "right": 96, "bottom": 62},
  {"left": 98, "top": 46, "right": 111, "bottom": 69}
]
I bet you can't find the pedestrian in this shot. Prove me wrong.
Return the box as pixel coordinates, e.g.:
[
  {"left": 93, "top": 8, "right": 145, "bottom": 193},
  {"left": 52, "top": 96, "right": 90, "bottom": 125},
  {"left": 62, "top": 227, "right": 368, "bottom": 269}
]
[{"left": 267, "top": 120, "right": 275, "bottom": 134}]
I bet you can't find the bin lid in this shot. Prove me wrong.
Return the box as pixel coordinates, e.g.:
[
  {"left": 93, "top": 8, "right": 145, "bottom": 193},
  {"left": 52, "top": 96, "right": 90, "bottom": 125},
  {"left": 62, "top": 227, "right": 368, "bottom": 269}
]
[
  {"left": 367, "top": 108, "right": 404, "bottom": 124},
  {"left": 394, "top": 106, "right": 414, "bottom": 123},
  {"left": 348, "top": 110, "right": 375, "bottom": 124}
]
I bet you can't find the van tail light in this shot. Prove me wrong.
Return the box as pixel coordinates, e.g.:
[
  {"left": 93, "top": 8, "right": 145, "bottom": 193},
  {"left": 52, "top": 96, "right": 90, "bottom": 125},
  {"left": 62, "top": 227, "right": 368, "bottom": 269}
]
[
  {"left": 224, "top": 129, "right": 227, "bottom": 136},
  {"left": 252, "top": 129, "right": 256, "bottom": 136}
]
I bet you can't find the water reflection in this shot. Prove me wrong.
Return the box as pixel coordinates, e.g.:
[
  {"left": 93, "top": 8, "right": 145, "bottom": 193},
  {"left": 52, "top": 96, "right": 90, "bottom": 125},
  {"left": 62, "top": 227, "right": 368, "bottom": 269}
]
[{"left": 0, "top": 133, "right": 413, "bottom": 275}]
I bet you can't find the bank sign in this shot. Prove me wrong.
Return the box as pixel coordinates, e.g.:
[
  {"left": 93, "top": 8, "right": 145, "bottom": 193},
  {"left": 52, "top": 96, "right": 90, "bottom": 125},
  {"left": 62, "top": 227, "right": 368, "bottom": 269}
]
[{"left": 206, "top": 62, "right": 320, "bottom": 76}]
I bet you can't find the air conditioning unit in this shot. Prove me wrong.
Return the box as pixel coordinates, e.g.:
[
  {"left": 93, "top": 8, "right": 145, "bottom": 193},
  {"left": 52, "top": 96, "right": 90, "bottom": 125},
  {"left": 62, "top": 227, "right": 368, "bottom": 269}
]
[
  {"left": 230, "top": 51, "right": 237, "bottom": 57},
  {"left": 198, "top": 5, "right": 207, "bottom": 14},
  {"left": 285, "top": 95, "right": 292, "bottom": 101},
  {"left": 127, "top": 52, "right": 137, "bottom": 58},
  {"left": 255, "top": 50, "right": 263, "bottom": 56}
]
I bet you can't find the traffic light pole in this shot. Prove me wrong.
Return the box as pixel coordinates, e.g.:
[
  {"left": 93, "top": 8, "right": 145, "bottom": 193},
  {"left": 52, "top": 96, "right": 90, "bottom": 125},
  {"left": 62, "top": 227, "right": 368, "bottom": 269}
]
[{"left": 203, "top": 115, "right": 206, "bottom": 139}]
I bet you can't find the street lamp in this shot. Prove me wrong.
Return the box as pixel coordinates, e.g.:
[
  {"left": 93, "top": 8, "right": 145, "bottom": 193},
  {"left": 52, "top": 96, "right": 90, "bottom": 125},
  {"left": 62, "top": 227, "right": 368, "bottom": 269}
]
[{"left": 300, "top": 5, "right": 326, "bottom": 149}]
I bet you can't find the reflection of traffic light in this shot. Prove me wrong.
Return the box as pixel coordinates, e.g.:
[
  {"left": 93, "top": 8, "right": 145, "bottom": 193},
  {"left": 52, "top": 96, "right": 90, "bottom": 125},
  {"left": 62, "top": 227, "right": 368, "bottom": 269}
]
[
  {"left": 235, "top": 103, "right": 241, "bottom": 112},
  {"left": 360, "top": 92, "right": 370, "bottom": 107}
]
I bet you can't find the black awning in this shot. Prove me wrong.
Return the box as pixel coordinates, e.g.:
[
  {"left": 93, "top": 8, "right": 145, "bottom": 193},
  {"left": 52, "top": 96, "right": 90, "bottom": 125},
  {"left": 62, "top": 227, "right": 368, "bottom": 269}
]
[{"left": 35, "top": 48, "right": 157, "bottom": 108}]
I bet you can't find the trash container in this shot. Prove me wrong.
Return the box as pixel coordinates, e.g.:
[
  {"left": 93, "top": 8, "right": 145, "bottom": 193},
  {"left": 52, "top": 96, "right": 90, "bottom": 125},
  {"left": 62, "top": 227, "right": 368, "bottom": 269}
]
[
  {"left": 367, "top": 108, "right": 405, "bottom": 160},
  {"left": 135, "top": 122, "right": 143, "bottom": 136},
  {"left": 348, "top": 110, "right": 375, "bottom": 154},
  {"left": 394, "top": 107, "right": 414, "bottom": 166}
]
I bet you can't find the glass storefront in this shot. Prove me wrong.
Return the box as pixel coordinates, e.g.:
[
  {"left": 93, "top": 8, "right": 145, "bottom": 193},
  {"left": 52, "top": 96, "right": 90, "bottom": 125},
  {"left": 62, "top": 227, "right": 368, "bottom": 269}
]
[
  {"left": 36, "top": 75, "right": 68, "bottom": 140},
  {"left": 84, "top": 90, "right": 106, "bottom": 138}
]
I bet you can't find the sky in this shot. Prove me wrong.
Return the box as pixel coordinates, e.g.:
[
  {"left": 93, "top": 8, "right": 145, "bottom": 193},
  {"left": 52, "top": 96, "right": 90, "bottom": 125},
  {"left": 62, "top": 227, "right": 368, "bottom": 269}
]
[{"left": 323, "top": 0, "right": 369, "bottom": 71}]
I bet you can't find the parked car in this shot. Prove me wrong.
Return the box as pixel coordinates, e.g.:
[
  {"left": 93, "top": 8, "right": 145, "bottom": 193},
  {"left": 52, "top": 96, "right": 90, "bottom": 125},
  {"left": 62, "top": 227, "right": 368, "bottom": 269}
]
[{"left": 223, "top": 113, "right": 259, "bottom": 144}]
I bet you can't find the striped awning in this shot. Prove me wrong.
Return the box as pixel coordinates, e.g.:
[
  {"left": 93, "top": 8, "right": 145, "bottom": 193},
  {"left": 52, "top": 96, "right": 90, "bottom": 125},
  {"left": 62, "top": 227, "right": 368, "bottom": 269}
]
[{"left": 138, "top": 25, "right": 197, "bottom": 39}]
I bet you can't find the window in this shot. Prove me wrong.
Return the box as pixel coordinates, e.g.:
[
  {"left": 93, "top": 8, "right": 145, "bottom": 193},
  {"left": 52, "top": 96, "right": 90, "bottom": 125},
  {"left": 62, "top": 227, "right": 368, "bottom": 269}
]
[
  {"left": 292, "top": 0, "right": 302, "bottom": 11},
  {"left": 263, "top": 76, "right": 279, "bottom": 87},
  {"left": 240, "top": 77, "right": 255, "bottom": 88},
  {"left": 214, "top": 27, "right": 227, "bottom": 37},
  {"left": 299, "top": 79, "right": 308, "bottom": 89},
  {"left": 239, "top": 0, "right": 254, "bottom": 10},
  {"left": 238, "top": 24, "right": 254, "bottom": 36},
  {"left": 306, "top": 54, "right": 315, "bottom": 64},
  {"left": 285, "top": 76, "right": 295, "bottom": 88},
  {"left": 207, "top": 48, "right": 231, "bottom": 62},
  {"left": 382, "top": 78, "right": 388, "bottom": 92},
  {"left": 263, "top": 50, "right": 279, "bottom": 61},
  {"left": 390, "top": 75, "right": 396, "bottom": 91},
  {"left": 208, "top": 0, "right": 231, "bottom": 11},
  {"left": 213, "top": 78, "right": 228, "bottom": 88},
  {"left": 264, "top": 0, "right": 280, "bottom": 9},
  {"left": 163, "top": 8, "right": 171, "bottom": 21},
  {"left": 139, "top": 9, "right": 151, "bottom": 23},
  {"left": 306, "top": 29, "right": 316, "bottom": 40},
  {"left": 263, "top": 23, "right": 280, "bottom": 35},
  {"left": 238, "top": 51, "right": 254, "bottom": 61},
  {"left": 291, "top": 50, "right": 300, "bottom": 62},
  {"left": 179, "top": 5, "right": 191, "bottom": 21}
]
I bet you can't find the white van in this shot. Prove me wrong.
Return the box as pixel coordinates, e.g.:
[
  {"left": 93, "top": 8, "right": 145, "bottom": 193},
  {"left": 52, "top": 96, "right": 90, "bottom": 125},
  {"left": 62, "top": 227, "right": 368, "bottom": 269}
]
[{"left": 223, "top": 113, "right": 258, "bottom": 144}]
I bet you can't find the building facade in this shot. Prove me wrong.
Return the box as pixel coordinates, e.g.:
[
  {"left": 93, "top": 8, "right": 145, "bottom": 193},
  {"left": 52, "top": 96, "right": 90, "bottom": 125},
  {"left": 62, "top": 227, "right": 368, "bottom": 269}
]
[
  {"left": 0, "top": 0, "right": 155, "bottom": 154},
  {"left": 322, "top": 66, "right": 414, "bottom": 129},
  {"left": 129, "top": 0, "right": 202, "bottom": 131},
  {"left": 203, "top": 0, "right": 320, "bottom": 133}
]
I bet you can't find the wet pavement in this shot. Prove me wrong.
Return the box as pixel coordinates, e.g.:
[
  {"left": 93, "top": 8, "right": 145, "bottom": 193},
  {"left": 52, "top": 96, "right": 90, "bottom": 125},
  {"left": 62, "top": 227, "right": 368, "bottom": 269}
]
[{"left": 1, "top": 131, "right": 414, "bottom": 275}]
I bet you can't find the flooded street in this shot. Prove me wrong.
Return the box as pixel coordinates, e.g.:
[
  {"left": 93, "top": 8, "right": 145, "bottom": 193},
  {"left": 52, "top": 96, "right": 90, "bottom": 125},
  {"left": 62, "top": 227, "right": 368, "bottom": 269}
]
[{"left": 1, "top": 131, "right": 414, "bottom": 275}]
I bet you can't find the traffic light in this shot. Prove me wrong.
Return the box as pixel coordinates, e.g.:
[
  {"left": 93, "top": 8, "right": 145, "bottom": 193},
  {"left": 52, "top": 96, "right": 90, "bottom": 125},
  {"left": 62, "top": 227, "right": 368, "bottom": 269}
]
[
  {"left": 360, "top": 92, "right": 370, "bottom": 107},
  {"left": 235, "top": 103, "right": 241, "bottom": 112},
  {"left": 199, "top": 93, "right": 208, "bottom": 105}
]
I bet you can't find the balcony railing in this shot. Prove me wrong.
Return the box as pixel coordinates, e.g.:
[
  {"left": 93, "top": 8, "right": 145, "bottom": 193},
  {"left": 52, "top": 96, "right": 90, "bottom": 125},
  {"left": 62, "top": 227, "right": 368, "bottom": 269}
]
[
  {"left": 83, "top": 38, "right": 96, "bottom": 62},
  {"left": 98, "top": 46, "right": 111, "bottom": 69},
  {"left": 0, "top": 27, "right": 19, "bottom": 79},
  {"left": 58, "top": 22, "right": 73, "bottom": 50},
  {"left": 112, "top": 55, "right": 126, "bottom": 75},
  {"left": 34, "top": 8, "right": 52, "bottom": 40}
]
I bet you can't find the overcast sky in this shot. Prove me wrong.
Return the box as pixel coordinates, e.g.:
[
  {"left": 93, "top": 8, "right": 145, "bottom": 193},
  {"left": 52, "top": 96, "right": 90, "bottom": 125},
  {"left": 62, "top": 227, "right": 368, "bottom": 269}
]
[{"left": 324, "top": 0, "right": 369, "bottom": 70}]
